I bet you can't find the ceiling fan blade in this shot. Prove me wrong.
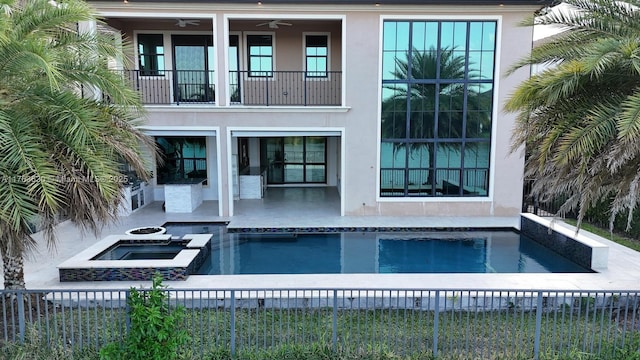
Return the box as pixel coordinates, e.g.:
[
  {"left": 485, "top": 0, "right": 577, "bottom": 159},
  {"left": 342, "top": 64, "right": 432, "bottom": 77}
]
[
  {"left": 256, "top": 20, "right": 292, "bottom": 28},
  {"left": 176, "top": 19, "right": 200, "bottom": 27}
]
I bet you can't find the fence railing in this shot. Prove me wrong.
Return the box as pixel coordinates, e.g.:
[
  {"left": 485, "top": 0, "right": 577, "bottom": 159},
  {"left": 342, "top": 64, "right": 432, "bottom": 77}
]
[
  {"left": 2, "top": 288, "right": 639, "bottom": 359},
  {"left": 231, "top": 70, "right": 342, "bottom": 106},
  {"left": 522, "top": 178, "right": 569, "bottom": 217},
  {"left": 118, "top": 69, "right": 215, "bottom": 105},
  {"left": 380, "top": 168, "right": 489, "bottom": 197},
  {"left": 116, "top": 69, "right": 342, "bottom": 106}
]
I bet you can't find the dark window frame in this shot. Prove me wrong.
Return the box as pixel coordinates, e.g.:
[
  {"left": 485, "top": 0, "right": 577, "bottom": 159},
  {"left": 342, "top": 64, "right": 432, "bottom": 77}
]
[
  {"left": 380, "top": 20, "right": 495, "bottom": 198},
  {"left": 305, "top": 34, "right": 329, "bottom": 78},
  {"left": 155, "top": 136, "right": 208, "bottom": 185},
  {"left": 247, "top": 34, "right": 273, "bottom": 77},
  {"left": 137, "top": 34, "right": 165, "bottom": 76}
]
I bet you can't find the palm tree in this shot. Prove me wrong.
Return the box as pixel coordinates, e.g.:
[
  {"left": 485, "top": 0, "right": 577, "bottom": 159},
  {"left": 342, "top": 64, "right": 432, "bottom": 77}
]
[
  {"left": 382, "top": 47, "right": 467, "bottom": 138},
  {"left": 505, "top": 0, "right": 640, "bottom": 229},
  {"left": 0, "top": 0, "right": 154, "bottom": 289},
  {"left": 381, "top": 47, "right": 490, "bottom": 193}
]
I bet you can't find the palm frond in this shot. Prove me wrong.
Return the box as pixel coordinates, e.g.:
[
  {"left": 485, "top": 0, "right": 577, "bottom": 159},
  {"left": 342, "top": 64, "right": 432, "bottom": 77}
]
[
  {"left": 506, "top": 0, "right": 640, "bottom": 230},
  {"left": 0, "top": 0, "right": 155, "bottom": 287}
]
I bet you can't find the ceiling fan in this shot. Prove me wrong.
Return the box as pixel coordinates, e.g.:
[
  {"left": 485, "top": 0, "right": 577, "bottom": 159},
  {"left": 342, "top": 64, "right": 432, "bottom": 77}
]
[
  {"left": 175, "top": 19, "right": 200, "bottom": 27},
  {"left": 256, "top": 20, "right": 292, "bottom": 29}
]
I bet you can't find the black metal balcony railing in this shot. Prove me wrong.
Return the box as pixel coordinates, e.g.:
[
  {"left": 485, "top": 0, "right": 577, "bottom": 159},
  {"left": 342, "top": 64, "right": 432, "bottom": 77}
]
[
  {"left": 117, "top": 69, "right": 342, "bottom": 106},
  {"left": 230, "top": 70, "right": 342, "bottom": 106},
  {"left": 380, "top": 168, "right": 489, "bottom": 197},
  {"left": 119, "top": 70, "right": 216, "bottom": 105}
]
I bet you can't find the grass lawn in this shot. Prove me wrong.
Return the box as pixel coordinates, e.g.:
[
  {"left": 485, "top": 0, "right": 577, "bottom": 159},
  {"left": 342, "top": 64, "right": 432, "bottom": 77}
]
[
  {"left": 564, "top": 219, "right": 640, "bottom": 252},
  {"left": 4, "top": 304, "right": 638, "bottom": 360}
]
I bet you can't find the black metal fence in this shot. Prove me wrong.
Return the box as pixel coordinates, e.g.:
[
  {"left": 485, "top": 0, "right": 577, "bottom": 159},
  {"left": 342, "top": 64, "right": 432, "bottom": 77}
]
[
  {"left": 380, "top": 168, "right": 489, "bottom": 197},
  {"left": 522, "top": 178, "right": 567, "bottom": 217},
  {"left": 116, "top": 70, "right": 342, "bottom": 106},
  {"left": 118, "top": 69, "right": 215, "bottom": 105},
  {"left": 231, "top": 70, "right": 342, "bottom": 106},
  {"left": 2, "top": 288, "right": 639, "bottom": 359}
]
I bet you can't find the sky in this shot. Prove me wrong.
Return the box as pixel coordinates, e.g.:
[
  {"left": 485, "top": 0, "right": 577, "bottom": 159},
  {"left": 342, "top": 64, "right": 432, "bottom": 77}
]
[{"left": 532, "top": 3, "right": 571, "bottom": 41}]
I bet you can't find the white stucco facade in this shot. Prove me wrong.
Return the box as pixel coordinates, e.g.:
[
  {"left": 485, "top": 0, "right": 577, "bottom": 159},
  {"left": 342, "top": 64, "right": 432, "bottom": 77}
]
[{"left": 88, "top": 0, "right": 544, "bottom": 218}]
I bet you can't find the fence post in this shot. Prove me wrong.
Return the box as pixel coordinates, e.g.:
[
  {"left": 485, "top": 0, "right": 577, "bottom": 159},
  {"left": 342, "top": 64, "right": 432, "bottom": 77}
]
[
  {"left": 303, "top": 72, "right": 308, "bottom": 106},
  {"left": 230, "top": 290, "right": 236, "bottom": 356},
  {"left": 125, "top": 289, "right": 131, "bottom": 333},
  {"left": 433, "top": 290, "right": 439, "bottom": 358},
  {"left": 332, "top": 291, "right": 338, "bottom": 351},
  {"left": 534, "top": 292, "right": 543, "bottom": 360},
  {"left": 16, "top": 291, "right": 25, "bottom": 343}
]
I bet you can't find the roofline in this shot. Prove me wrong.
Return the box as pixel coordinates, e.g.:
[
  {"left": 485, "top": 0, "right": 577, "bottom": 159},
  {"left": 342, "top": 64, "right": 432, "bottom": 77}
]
[{"left": 88, "top": 0, "right": 557, "bottom": 5}]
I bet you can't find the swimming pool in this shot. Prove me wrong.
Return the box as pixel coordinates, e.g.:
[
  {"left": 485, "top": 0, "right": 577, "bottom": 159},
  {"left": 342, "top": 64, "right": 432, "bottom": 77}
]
[{"left": 171, "top": 225, "right": 592, "bottom": 275}]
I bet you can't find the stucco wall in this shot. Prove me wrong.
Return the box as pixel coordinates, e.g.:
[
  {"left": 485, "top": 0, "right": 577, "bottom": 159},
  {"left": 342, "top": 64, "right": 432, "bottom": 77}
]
[{"left": 93, "top": 3, "right": 537, "bottom": 217}]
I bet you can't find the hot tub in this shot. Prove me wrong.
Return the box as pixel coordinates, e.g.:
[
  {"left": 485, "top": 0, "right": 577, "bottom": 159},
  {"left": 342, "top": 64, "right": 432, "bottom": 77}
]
[{"left": 57, "top": 234, "right": 212, "bottom": 281}]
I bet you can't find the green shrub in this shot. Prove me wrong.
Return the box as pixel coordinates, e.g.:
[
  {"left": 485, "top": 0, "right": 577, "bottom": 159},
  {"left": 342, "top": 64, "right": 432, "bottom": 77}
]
[
  {"left": 582, "top": 198, "right": 640, "bottom": 239},
  {"left": 100, "top": 274, "right": 189, "bottom": 360}
]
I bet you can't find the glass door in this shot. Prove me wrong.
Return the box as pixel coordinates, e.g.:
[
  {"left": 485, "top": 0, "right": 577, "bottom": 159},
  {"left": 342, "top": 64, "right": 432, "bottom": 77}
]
[
  {"left": 229, "top": 35, "right": 241, "bottom": 103},
  {"left": 261, "top": 137, "right": 327, "bottom": 184},
  {"left": 172, "top": 35, "right": 214, "bottom": 102},
  {"left": 263, "top": 138, "right": 284, "bottom": 183},
  {"left": 284, "top": 137, "right": 304, "bottom": 183},
  {"left": 304, "top": 137, "right": 327, "bottom": 182}
]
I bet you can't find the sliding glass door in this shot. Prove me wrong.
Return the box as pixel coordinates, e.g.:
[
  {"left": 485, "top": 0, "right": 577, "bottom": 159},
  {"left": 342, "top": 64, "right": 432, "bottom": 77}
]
[{"left": 261, "top": 137, "right": 326, "bottom": 184}]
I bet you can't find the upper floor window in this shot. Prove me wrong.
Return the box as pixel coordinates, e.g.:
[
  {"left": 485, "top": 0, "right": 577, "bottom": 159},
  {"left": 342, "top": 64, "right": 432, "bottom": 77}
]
[
  {"left": 247, "top": 34, "right": 273, "bottom": 77},
  {"left": 305, "top": 35, "right": 328, "bottom": 78},
  {"left": 137, "top": 34, "right": 165, "bottom": 76}
]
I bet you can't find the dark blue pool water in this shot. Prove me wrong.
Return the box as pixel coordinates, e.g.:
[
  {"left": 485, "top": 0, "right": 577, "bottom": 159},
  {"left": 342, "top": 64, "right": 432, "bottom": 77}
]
[
  {"left": 183, "top": 228, "right": 592, "bottom": 275},
  {"left": 93, "top": 242, "right": 186, "bottom": 260},
  {"left": 162, "top": 222, "right": 227, "bottom": 237}
]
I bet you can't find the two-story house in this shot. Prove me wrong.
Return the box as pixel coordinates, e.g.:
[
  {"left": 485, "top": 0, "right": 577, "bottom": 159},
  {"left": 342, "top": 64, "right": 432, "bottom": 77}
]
[{"left": 86, "top": 0, "right": 552, "bottom": 218}]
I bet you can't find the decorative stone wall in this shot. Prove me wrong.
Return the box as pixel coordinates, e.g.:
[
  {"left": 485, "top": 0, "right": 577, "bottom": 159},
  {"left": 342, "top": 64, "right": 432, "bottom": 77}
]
[
  {"left": 520, "top": 213, "right": 608, "bottom": 270},
  {"left": 164, "top": 182, "right": 204, "bottom": 213}
]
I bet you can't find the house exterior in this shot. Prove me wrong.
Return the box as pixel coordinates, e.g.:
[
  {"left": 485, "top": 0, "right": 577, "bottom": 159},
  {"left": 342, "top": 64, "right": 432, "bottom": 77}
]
[{"left": 86, "top": 0, "right": 552, "bottom": 217}]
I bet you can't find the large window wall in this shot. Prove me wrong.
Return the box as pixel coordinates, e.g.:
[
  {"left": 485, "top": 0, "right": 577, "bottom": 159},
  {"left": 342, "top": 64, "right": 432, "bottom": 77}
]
[
  {"left": 156, "top": 137, "right": 207, "bottom": 185},
  {"left": 380, "top": 20, "right": 495, "bottom": 197},
  {"left": 261, "top": 137, "right": 327, "bottom": 184}
]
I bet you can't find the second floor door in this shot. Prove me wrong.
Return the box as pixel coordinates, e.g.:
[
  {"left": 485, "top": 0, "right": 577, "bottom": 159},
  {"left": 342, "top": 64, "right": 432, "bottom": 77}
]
[{"left": 172, "top": 35, "right": 215, "bottom": 103}]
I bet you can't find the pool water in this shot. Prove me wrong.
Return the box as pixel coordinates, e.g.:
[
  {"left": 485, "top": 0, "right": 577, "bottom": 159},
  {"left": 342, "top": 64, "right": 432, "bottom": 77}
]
[
  {"left": 162, "top": 222, "right": 227, "bottom": 237},
  {"left": 191, "top": 230, "right": 592, "bottom": 275},
  {"left": 92, "top": 242, "right": 186, "bottom": 261}
]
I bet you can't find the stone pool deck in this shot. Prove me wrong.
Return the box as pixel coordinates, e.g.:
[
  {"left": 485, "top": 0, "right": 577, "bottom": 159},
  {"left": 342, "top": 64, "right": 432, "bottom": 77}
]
[{"left": 12, "top": 200, "right": 640, "bottom": 292}]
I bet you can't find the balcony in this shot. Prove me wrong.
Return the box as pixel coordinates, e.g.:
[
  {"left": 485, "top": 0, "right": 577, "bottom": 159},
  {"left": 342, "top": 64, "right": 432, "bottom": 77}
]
[
  {"left": 120, "top": 70, "right": 215, "bottom": 105},
  {"left": 231, "top": 71, "right": 342, "bottom": 106},
  {"left": 120, "top": 69, "right": 342, "bottom": 106}
]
